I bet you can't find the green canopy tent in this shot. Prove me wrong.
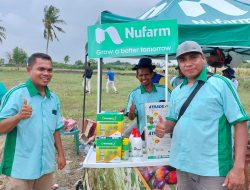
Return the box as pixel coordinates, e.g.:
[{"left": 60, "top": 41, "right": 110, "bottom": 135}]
[
  {"left": 98, "top": 0, "right": 250, "bottom": 58},
  {"left": 84, "top": 0, "right": 250, "bottom": 114}
]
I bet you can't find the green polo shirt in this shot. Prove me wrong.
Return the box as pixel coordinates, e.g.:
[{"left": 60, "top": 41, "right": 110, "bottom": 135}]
[
  {"left": 0, "top": 79, "right": 64, "bottom": 179},
  {"left": 167, "top": 67, "right": 249, "bottom": 176},
  {"left": 0, "top": 82, "right": 7, "bottom": 103}
]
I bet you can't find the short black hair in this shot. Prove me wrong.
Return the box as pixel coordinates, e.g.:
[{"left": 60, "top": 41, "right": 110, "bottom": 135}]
[{"left": 27, "top": 53, "right": 52, "bottom": 67}]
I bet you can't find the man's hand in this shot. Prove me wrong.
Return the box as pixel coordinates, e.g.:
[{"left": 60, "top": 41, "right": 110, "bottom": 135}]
[
  {"left": 129, "top": 101, "right": 135, "bottom": 115},
  {"left": 17, "top": 99, "right": 32, "bottom": 120},
  {"left": 155, "top": 115, "right": 166, "bottom": 138},
  {"left": 118, "top": 107, "right": 125, "bottom": 113},
  {"left": 223, "top": 167, "right": 245, "bottom": 190},
  {"left": 128, "top": 101, "right": 136, "bottom": 120},
  {"left": 57, "top": 154, "right": 66, "bottom": 170}
]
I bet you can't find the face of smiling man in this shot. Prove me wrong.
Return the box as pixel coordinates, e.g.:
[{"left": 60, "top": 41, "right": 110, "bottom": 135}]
[
  {"left": 27, "top": 57, "right": 53, "bottom": 93},
  {"left": 136, "top": 67, "right": 153, "bottom": 88},
  {"left": 177, "top": 52, "right": 205, "bottom": 84}
]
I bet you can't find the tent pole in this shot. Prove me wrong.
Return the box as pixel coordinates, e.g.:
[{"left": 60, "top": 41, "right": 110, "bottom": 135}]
[
  {"left": 82, "top": 53, "right": 88, "bottom": 132},
  {"left": 97, "top": 58, "right": 103, "bottom": 113},
  {"left": 165, "top": 54, "right": 169, "bottom": 102}
]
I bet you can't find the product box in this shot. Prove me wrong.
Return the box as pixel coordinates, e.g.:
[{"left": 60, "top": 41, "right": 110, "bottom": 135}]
[
  {"left": 95, "top": 137, "right": 122, "bottom": 162},
  {"left": 96, "top": 121, "right": 123, "bottom": 137},
  {"left": 144, "top": 102, "right": 171, "bottom": 159},
  {"left": 97, "top": 112, "right": 124, "bottom": 122}
]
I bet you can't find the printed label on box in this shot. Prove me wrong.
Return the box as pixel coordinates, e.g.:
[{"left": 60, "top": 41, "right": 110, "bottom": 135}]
[
  {"left": 95, "top": 137, "right": 122, "bottom": 162},
  {"left": 96, "top": 121, "right": 123, "bottom": 137},
  {"left": 144, "top": 102, "right": 171, "bottom": 159},
  {"left": 97, "top": 112, "right": 124, "bottom": 122}
]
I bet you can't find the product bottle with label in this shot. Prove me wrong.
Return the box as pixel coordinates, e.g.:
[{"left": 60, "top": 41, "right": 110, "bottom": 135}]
[
  {"left": 129, "top": 128, "right": 137, "bottom": 154},
  {"left": 131, "top": 129, "right": 143, "bottom": 157}
]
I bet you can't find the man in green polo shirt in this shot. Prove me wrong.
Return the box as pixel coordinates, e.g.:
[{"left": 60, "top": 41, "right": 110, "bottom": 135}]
[
  {"left": 0, "top": 53, "right": 66, "bottom": 190},
  {"left": 156, "top": 41, "right": 249, "bottom": 190},
  {"left": 125, "top": 57, "right": 171, "bottom": 135}
]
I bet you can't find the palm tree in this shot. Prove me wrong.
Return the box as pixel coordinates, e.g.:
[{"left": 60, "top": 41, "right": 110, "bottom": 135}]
[
  {"left": 64, "top": 55, "right": 70, "bottom": 64},
  {"left": 43, "top": 5, "right": 66, "bottom": 54},
  {"left": 0, "top": 20, "right": 6, "bottom": 43}
]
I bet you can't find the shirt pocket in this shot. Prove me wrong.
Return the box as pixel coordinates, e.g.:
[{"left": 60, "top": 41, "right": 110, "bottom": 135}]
[{"left": 47, "top": 109, "right": 58, "bottom": 133}]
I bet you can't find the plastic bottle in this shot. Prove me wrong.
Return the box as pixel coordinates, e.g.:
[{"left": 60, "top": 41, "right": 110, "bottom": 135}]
[
  {"left": 122, "top": 138, "right": 130, "bottom": 160},
  {"left": 131, "top": 129, "right": 143, "bottom": 157},
  {"left": 129, "top": 128, "right": 137, "bottom": 154}
]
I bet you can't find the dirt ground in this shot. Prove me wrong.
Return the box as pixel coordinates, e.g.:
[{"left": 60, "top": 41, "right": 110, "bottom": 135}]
[{"left": 0, "top": 136, "right": 86, "bottom": 190}]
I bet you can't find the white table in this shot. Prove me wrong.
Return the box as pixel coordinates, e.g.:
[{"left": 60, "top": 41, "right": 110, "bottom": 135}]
[{"left": 82, "top": 146, "right": 169, "bottom": 168}]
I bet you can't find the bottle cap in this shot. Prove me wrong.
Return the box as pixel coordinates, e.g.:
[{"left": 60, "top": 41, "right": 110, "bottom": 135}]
[
  {"left": 134, "top": 130, "right": 141, "bottom": 137},
  {"left": 122, "top": 138, "right": 130, "bottom": 145},
  {"left": 131, "top": 128, "right": 137, "bottom": 136}
]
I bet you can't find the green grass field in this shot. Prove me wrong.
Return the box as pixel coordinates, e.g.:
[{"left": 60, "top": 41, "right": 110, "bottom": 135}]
[{"left": 1, "top": 68, "right": 250, "bottom": 122}]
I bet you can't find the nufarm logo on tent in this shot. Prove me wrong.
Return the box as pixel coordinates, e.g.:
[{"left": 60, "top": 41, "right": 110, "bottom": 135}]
[
  {"left": 95, "top": 27, "right": 123, "bottom": 45},
  {"left": 179, "top": 0, "right": 248, "bottom": 17},
  {"left": 139, "top": 0, "right": 248, "bottom": 19},
  {"left": 95, "top": 25, "right": 171, "bottom": 45}
]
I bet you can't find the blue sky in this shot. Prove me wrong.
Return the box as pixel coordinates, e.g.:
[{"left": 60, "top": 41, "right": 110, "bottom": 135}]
[{"left": 0, "top": 0, "right": 159, "bottom": 64}]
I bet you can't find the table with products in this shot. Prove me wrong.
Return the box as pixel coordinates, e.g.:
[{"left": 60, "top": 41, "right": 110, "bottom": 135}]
[
  {"left": 83, "top": 146, "right": 169, "bottom": 168},
  {"left": 81, "top": 110, "right": 176, "bottom": 190},
  {"left": 82, "top": 146, "right": 176, "bottom": 190}
]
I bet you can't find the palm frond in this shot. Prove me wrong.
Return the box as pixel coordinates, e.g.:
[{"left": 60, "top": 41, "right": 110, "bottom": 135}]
[{"left": 43, "top": 5, "right": 66, "bottom": 52}]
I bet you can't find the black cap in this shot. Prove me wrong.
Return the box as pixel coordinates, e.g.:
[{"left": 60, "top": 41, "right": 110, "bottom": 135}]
[{"left": 132, "top": 58, "right": 156, "bottom": 71}]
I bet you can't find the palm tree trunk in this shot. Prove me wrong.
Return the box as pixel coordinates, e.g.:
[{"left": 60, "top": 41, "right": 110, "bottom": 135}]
[{"left": 46, "top": 36, "right": 49, "bottom": 54}]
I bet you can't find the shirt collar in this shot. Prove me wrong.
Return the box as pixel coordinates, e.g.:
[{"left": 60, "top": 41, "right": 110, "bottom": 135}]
[
  {"left": 140, "top": 83, "right": 157, "bottom": 94},
  {"left": 180, "top": 66, "right": 208, "bottom": 87},
  {"left": 25, "top": 79, "right": 51, "bottom": 98}
]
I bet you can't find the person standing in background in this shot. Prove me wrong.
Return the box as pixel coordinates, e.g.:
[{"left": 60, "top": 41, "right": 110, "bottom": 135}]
[
  {"left": 106, "top": 67, "right": 118, "bottom": 94},
  {"left": 170, "top": 66, "right": 185, "bottom": 89},
  {"left": 222, "top": 67, "right": 238, "bottom": 89},
  {"left": 83, "top": 62, "right": 93, "bottom": 94}
]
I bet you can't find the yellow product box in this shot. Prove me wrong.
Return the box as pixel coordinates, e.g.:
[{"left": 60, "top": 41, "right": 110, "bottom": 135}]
[
  {"left": 95, "top": 137, "right": 122, "bottom": 163},
  {"left": 96, "top": 121, "right": 123, "bottom": 137}
]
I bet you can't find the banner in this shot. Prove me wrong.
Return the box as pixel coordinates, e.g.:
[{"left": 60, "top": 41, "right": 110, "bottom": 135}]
[{"left": 88, "top": 20, "right": 178, "bottom": 58}]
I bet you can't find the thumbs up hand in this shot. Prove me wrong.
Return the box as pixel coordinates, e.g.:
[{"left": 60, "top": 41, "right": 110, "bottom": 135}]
[
  {"left": 129, "top": 101, "right": 136, "bottom": 114},
  {"left": 155, "top": 115, "right": 166, "bottom": 138},
  {"left": 18, "top": 98, "right": 32, "bottom": 120},
  {"left": 128, "top": 101, "right": 136, "bottom": 120}
]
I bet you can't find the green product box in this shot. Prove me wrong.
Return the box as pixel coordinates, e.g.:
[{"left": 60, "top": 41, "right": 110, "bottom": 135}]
[
  {"left": 97, "top": 112, "right": 124, "bottom": 122},
  {"left": 95, "top": 137, "right": 122, "bottom": 162},
  {"left": 95, "top": 137, "right": 122, "bottom": 147}
]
